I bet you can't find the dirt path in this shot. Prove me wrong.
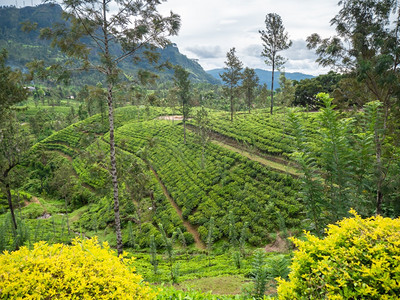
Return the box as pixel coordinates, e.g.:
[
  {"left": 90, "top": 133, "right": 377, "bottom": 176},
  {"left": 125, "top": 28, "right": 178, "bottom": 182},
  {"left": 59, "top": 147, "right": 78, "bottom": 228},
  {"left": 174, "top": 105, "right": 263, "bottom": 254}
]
[
  {"left": 56, "top": 150, "right": 73, "bottom": 162},
  {"left": 184, "top": 125, "right": 301, "bottom": 177},
  {"left": 24, "top": 196, "right": 44, "bottom": 208},
  {"left": 113, "top": 141, "right": 206, "bottom": 250},
  {"left": 149, "top": 165, "right": 206, "bottom": 250},
  {"left": 211, "top": 140, "right": 301, "bottom": 177},
  {"left": 24, "top": 196, "right": 51, "bottom": 219},
  {"left": 186, "top": 123, "right": 293, "bottom": 167}
]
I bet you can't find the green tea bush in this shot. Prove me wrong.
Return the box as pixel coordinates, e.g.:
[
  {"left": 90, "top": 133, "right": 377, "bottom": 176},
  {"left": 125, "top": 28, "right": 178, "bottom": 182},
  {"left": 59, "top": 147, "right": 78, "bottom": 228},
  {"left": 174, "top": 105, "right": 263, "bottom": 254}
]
[{"left": 277, "top": 210, "right": 400, "bottom": 299}]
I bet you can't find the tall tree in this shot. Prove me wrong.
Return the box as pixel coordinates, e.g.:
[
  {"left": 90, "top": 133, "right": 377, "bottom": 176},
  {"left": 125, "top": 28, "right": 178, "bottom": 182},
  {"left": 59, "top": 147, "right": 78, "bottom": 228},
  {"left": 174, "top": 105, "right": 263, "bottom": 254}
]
[
  {"left": 306, "top": 0, "right": 400, "bottom": 215},
  {"left": 241, "top": 67, "right": 259, "bottom": 113},
  {"left": 259, "top": 13, "right": 292, "bottom": 114},
  {"left": 0, "top": 49, "right": 29, "bottom": 236},
  {"left": 220, "top": 47, "right": 243, "bottom": 121},
  {"left": 289, "top": 93, "right": 399, "bottom": 232},
  {"left": 307, "top": 0, "right": 400, "bottom": 110},
  {"left": 37, "top": 0, "right": 180, "bottom": 255},
  {"left": 173, "top": 65, "right": 191, "bottom": 144},
  {"left": 0, "top": 112, "right": 31, "bottom": 234}
]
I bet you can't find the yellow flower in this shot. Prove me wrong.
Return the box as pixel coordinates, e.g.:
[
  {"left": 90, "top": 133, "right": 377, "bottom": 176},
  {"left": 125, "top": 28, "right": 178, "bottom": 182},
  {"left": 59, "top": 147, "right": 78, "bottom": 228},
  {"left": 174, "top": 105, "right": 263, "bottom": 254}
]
[{"left": 0, "top": 237, "right": 156, "bottom": 299}]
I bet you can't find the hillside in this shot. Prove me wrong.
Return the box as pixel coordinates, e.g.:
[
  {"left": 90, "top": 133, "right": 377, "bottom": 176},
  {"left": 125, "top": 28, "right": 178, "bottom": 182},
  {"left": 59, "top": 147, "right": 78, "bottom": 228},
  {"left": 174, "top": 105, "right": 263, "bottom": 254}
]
[
  {"left": 1, "top": 94, "right": 399, "bottom": 297},
  {"left": 0, "top": 4, "right": 219, "bottom": 85},
  {"left": 207, "top": 68, "right": 315, "bottom": 89}
]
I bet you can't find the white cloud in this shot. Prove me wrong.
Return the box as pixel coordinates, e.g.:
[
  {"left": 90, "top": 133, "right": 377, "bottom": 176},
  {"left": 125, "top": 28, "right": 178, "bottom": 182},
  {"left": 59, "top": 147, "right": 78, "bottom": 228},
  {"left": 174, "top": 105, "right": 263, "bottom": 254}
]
[
  {"left": 3, "top": 0, "right": 341, "bottom": 75},
  {"left": 185, "top": 45, "right": 223, "bottom": 59},
  {"left": 159, "top": 0, "right": 340, "bottom": 75}
]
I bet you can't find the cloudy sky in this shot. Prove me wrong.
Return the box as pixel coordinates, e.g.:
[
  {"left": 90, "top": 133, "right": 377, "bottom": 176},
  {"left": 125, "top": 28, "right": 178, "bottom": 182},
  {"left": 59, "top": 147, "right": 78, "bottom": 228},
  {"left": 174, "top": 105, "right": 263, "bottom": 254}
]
[
  {"left": 4, "top": 0, "right": 341, "bottom": 75},
  {"left": 158, "top": 0, "right": 341, "bottom": 75}
]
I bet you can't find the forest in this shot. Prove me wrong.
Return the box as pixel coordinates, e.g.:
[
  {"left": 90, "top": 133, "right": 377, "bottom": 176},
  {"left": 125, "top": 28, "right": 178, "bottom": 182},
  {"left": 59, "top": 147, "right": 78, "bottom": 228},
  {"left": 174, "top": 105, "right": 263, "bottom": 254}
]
[{"left": 1, "top": 0, "right": 400, "bottom": 299}]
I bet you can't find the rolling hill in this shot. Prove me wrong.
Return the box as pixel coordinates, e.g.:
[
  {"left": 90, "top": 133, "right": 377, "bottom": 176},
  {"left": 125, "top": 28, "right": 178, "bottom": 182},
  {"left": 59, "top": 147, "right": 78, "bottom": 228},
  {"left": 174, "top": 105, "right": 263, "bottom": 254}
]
[
  {"left": 207, "top": 68, "right": 315, "bottom": 89},
  {"left": 0, "top": 3, "right": 219, "bottom": 85}
]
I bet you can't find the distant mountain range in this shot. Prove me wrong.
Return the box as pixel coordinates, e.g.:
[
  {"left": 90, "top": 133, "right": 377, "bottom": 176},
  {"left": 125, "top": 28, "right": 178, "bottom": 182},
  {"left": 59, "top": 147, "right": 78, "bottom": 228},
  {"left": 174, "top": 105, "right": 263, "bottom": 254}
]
[
  {"left": 0, "top": 4, "right": 315, "bottom": 87},
  {"left": 0, "top": 3, "right": 219, "bottom": 85},
  {"left": 207, "top": 68, "right": 315, "bottom": 90}
]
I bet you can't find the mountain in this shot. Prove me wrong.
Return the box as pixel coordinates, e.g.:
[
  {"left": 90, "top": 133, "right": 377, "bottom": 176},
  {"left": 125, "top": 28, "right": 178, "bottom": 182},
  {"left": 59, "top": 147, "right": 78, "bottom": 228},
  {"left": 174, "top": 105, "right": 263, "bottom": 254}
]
[
  {"left": 207, "top": 68, "right": 315, "bottom": 90},
  {"left": 0, "top": 3, "right": 219, "bottom": 85}
]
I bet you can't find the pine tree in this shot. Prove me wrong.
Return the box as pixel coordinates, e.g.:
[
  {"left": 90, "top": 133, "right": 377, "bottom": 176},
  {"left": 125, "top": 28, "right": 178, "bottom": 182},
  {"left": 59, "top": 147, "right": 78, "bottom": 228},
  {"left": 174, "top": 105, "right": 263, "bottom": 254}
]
[
  {"left": 259, "top": 13, "right": 292, "bottom": 114},
  {"left": 36, "top": 0, "right": 181, "bottom": 255},
  {"left": 220, "top": 48, "right": 243, "bottom": 121}
]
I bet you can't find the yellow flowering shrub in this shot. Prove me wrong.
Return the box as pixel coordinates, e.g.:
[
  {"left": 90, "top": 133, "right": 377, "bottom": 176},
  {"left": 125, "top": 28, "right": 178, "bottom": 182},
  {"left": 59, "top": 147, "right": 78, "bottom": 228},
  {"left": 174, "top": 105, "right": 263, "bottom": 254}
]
[
  {"left": 0, "top": 237, "right": 156, "bottom": 299},
  {"left": 277, "top": 210, "right": 400, "bottom": 299}
]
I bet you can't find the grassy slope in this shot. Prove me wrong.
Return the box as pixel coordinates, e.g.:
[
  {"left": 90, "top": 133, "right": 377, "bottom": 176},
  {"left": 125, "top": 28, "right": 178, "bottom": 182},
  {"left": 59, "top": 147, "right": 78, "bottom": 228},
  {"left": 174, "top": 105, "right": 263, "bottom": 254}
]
[
  {"left": 3, "top": 105, "right": 307, "bottom": 248},
  {"left": 2, "top": 105, "right": 313, "bottom": 298}
]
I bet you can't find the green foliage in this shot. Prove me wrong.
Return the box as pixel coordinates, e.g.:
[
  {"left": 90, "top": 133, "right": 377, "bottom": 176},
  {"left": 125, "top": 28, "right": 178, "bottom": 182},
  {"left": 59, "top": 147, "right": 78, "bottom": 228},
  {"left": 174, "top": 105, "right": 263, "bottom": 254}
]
[
  {"left": 232, "top": 250, "right": 242, "bottom": 269},
  {"left": 259, "top": 13, "right": 292, "bottom": 114},
  {"left": 289, "top": 93, "right": 400, "bottom": 233},
  {"left": 239, "top": 222, "right": 249, "bottom": 256},
  {"left": 126, "top": 221, "right": 136, "bottom": 248},
  {"left": 265, "top": 255, "right": 290, "bottom": 283},
  {"left": 292, "top": 71, "right": 342, "bottom": 108},
  {"left": 197, "top": 110, "right": 300, "bottom": 158},
  {"left": 277, "top": 211, "right": 400, "bottom": 299},
  {"left": 275, "top": 72, "right": 295, "bottom": 107},
  {"left": 194, "top": 106, "right": 212, "bottom": 168},
  {"left": 156, "top": 285, "right": 246, "bottom": 300},
  {"left": 207, "top": 217, "right": 215, "bottom": 253},
  {"left": 0, "top": 111, "right": 32, "bottom": 234},
  {"left": 173, "top": 66, "right": 191, "bottom": 121},
  {"left": 149, "top": 234, "right": 159, "bottom": 275},
  {"left": 220, "top": 48, "right": 243, "bottom": 121},
  {"left": 0, "top": 48, "right": 28, "bottom": 115},
  {"left": 116, "top": 119, "right": 301, "bottom": 246},
  {"left": 228, "top": 210, "right": 237, "bottom": 247},
  {"left": 0, "top": 213, "right": 30, "bottom": 252},
  {"left": 250, "top": 250, "right": 268, "bottom": 299},
  {"left": 307, "top": 0, "right": 400, "bottom": 112},
  {"left": 241, "top": 67, "right": 259, "bottom": 113}
]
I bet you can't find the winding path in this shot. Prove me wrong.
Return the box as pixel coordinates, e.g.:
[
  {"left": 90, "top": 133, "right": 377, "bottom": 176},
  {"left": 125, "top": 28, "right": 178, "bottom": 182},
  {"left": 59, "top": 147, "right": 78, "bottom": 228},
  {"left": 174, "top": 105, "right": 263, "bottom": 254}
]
[
  {"left": 185, "top": 124, "right": 301, "bottom": 177},
  {"left": 211, "top": 140, "right": 301, "bottom": 177},
  {"left": 112, "top": 143, "right": 206, "bottom": 250},
  {"left": 148, "top": 165, "right": 206, "bottom": 250}
]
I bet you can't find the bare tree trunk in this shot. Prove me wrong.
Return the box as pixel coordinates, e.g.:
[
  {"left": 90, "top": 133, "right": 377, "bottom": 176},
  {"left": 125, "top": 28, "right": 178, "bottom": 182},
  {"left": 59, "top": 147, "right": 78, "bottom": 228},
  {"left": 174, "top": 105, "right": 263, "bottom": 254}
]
[
  {"left": 6, "top": 182, "right": 17, "bottom": 231},
  {"left": 375, "top": 138, "right": 384, "bottom": 215},
  {"left": 64, "top": 198, "right": 70, "bottom": 235},
  {"left": 375, "top": 102, "right": 388, "bottom": 216},
  {"left": 137, "top": 207, "right": 142, "bottom": 232},
  {"left": 201, "top": 146, "right": 205, "bottom": 169},
  {"left": 107, "top": 85, "right": 123, "bottom": 256},
  {"left": 183, "top": 119, "right": 187, "bottom": 144},
  {"left": 270, "top": 62, "right": 275, "bottom": 115},
  {"left": 230, "top": 93, "right": 234, "bottom": 121}
]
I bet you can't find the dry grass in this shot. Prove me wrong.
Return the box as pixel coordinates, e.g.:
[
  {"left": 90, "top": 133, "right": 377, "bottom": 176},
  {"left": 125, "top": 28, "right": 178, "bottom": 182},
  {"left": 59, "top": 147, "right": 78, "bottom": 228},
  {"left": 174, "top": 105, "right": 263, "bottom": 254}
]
[{"left": 175, "top": 275, "right": 251, "bottom": 295}]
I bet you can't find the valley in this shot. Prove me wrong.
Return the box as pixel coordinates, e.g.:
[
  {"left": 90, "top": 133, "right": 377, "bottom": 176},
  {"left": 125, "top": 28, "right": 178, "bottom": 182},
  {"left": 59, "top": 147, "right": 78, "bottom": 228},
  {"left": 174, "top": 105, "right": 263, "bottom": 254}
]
[{"left": 1, "top": 1, "right": 400, "bottom": 299}]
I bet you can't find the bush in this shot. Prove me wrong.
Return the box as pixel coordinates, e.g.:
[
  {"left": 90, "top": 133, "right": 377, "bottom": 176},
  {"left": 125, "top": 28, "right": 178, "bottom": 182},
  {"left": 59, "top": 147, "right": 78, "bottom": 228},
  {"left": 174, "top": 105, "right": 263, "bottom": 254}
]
[
  {"left": 183, "top": 231, "right": 195, "bottom": 245},
  {"left": 0, "top": 237, "right": 156, "bottom": 299},
  {"left": 277, "top": 210, "right": 400, "bottom": 299}
]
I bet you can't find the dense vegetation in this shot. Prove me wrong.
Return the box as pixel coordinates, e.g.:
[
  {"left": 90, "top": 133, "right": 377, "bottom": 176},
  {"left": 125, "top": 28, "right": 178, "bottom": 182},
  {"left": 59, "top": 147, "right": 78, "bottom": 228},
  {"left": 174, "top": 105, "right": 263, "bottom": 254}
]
[
  {"left": 1, "top": 0, "right": 400, "bottom": 298},
  {"left": 0, "top": 4, "right": 218, "bottom": 85},
  {"left": 0, "top": 237, "right": 155, "bottom": 299},
  {"left": 278, "top": 211, "right": 400, "bottom": 299}
]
